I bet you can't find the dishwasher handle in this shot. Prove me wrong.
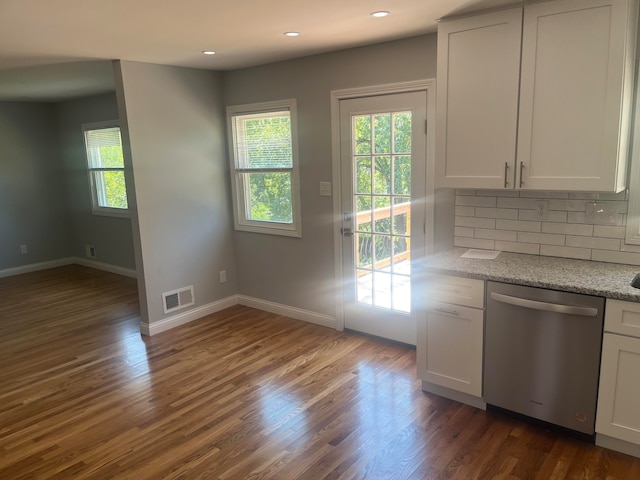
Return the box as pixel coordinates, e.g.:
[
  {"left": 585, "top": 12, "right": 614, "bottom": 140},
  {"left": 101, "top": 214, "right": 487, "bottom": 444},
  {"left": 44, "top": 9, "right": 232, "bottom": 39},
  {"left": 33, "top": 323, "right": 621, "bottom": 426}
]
[{"left": 489, "top": 292, "right": 599, "bottom": 317}]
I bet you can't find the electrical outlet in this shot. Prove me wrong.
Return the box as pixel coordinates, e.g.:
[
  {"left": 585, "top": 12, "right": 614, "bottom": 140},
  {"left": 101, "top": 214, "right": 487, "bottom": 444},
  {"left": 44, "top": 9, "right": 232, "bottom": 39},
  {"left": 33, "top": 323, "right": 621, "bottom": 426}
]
[
  {"left": 85, "top": 244, "right": 96, "bottom": 259},
  {"left": 534, "top": 200, "right": 548, "bottom": 220},
  {"left": 20, "top": 244, "right": 28, "bottom": 255},
  {"left": 219, "top": 270, "right": 227, "bottom": 283}
]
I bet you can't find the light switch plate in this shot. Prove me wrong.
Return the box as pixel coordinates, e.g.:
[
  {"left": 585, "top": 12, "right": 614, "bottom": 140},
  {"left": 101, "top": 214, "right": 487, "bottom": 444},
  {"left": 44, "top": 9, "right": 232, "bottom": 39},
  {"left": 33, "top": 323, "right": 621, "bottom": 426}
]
[{"left": 319, "top": 181, "right": 332, "bottom": 197}]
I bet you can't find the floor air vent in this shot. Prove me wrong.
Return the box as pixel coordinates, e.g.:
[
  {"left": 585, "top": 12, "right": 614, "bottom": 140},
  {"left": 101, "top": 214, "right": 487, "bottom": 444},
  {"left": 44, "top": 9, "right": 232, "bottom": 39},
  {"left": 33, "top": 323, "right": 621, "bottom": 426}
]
[{"left": 162, "top": 285, "right": 195, "bottom": 314}]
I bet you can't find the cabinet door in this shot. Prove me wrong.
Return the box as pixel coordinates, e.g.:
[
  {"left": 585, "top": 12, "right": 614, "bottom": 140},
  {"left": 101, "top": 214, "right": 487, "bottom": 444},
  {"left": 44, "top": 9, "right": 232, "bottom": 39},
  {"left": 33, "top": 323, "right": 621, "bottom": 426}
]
[
  {"left": 417, "top": 303, "right": 483, "bottom": 396},
  {"left": 596, "top": 333, "right": 640, "bottom": 444},
  {"left": 435, "top": 8, "right": 522, "bottom": 189},
  {"left": 517, "top": 0, "right": 636, "bottom": 192}
]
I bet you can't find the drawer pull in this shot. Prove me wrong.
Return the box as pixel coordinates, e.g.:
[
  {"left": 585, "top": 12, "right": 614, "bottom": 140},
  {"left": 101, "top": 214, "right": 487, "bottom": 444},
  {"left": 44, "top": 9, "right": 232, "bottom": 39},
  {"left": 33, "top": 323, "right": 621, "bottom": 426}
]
[{"left": 432, "top": 307, "right": 460, "bottom": 316}]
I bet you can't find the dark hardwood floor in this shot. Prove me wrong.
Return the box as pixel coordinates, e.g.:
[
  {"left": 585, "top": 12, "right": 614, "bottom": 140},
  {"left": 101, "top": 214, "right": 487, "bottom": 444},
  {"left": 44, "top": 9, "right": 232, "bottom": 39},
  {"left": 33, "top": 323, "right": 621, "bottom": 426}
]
[{"left": 1, "top": 265, "right": 639, "bottom": 479}]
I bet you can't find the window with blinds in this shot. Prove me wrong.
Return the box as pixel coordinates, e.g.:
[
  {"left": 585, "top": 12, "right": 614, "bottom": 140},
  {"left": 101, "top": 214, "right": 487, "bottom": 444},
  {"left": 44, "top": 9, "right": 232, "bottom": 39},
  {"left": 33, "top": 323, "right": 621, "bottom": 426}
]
[
  {"left": 227, "top": 100, "right": 301, "bottom": 237},
  {"left": 83, "top": 122, "right": 128, "bottom": 216}
]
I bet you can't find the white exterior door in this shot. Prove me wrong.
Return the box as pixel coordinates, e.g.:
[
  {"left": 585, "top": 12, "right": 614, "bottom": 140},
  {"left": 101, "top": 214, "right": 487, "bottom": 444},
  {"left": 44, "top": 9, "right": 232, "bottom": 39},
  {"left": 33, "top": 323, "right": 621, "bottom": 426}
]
[{"left": 339, "top": 91, "right": 427, "bottom": 345}]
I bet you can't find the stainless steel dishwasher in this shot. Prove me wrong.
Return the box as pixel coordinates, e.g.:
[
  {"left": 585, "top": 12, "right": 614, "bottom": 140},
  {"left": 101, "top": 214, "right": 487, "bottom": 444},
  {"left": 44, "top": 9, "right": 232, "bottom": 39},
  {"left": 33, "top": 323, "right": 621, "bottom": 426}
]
[{"left": 484, "top": 281, "right": 604, "bottom": 435}]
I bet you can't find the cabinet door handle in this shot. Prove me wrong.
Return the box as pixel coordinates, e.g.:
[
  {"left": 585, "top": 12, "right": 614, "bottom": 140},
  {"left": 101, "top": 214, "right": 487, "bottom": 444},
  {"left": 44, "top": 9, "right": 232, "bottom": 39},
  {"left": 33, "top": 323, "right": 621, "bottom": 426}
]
[
  {"left": 504, "top": 162, "right": 509, "bottom": 188},
  {"left": 519, "top": 161, "right": 524, "bottom": 188}
]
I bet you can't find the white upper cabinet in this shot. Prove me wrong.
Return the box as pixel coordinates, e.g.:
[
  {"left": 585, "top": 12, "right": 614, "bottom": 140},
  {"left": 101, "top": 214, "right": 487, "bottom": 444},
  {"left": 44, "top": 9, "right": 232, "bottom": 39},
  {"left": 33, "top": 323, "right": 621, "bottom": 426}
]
[
  {"left": 436, "top": 8, "right": 523, "bottom": 189},
  {"left": 436, "top": 0, "right": 638, "bottom": 192}
]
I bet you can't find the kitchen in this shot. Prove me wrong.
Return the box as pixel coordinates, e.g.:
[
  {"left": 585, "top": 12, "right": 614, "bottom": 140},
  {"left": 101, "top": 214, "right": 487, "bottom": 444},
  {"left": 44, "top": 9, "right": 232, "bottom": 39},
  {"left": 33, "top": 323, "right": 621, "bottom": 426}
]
[
  {"left": 1, "top": 0, "right": 640, "bottom": 475},
  {"left": 419, "top": 0, "right": 640, "bottom": 462}
]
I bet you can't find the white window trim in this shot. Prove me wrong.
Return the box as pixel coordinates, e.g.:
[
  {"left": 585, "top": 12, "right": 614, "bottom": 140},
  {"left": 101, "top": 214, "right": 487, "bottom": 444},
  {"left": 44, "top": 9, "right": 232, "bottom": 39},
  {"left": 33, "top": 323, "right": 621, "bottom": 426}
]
[
  {"left": 82, "top": 120, "right": 129, "bottom": 218},
  {"left": 226, "top": 99, "right": 302, "bottom": 237}
]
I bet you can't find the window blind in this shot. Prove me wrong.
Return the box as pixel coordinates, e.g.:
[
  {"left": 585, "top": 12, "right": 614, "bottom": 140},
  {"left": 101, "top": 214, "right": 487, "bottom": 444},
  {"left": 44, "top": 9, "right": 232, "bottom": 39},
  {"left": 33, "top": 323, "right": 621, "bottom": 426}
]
[{"left": 233, "top": 110, "right": 292, "bottom": 170}]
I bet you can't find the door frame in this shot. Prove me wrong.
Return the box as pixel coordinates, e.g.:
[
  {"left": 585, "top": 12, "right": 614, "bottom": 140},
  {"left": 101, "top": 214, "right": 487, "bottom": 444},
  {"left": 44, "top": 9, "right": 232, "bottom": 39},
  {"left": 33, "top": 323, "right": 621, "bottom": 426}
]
[{"left": 330, "top": 79, "right": 437, "bottom": 332}]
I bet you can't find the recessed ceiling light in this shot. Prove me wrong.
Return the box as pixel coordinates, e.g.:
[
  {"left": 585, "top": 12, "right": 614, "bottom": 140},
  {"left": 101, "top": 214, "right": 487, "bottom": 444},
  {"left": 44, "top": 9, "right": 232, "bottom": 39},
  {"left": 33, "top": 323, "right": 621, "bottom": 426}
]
[
  {"left": 284, "top": 32, "right": 300, "bottom": 37},
  {"left": 202, "top": 50, "right": 216, "bottom": 55},
  {"left": 371, "top": 11, "right": 390, "bottom": 17}
]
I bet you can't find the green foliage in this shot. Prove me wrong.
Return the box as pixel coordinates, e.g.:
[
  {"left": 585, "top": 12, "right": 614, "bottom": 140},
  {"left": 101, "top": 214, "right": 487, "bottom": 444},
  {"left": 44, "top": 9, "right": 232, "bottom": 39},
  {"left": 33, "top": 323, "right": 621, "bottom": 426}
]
[
  {"left": 97, "top": 145, "right": 127, "bottom": 209},
  {"left": 247, "top": 172, "right": 292, "bottom": 223}
]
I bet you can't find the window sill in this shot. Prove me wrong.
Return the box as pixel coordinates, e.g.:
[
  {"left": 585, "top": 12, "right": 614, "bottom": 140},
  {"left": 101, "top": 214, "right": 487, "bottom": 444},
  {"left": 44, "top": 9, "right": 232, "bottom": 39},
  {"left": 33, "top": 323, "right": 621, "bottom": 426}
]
[{"left": 91, "top": 207, "right": 131, "bottom": 219}]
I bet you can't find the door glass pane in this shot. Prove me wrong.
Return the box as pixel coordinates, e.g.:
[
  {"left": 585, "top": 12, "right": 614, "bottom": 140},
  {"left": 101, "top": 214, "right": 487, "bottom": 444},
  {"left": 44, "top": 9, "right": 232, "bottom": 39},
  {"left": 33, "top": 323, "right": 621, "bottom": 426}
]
[
  {"left": 374, "top": 196, "right": 391, "bottom": 234},
  {"left": 357, "top": 270, "right": 373, "bottom": 305},
  {"left": 393, "top": 112, "right": 412, "bottom": 154},
  {"left": 392, "top": 275, "right": 410, "bottom": 313},
  {"left": 355, "top": 157, "right": 372, "bottom": 194},
  {"left": 354, "top": 116, "right": 371, "bottom": 155},
  {"left": 356, "top": 196, "right": 372, "bottom": 232},
  {"left": 373, "top": 272, "right": 392, "bottom": 309},
  {"left": 352, "top": 110, "right": 412, "bottom": 313},
  {"left": 374, "top": 156, "right": 391, "bottom": 194},
  {"left": 393, "top": 236, "right": 411, "bottom": 274},
  {"left": 356, "top": 233, "right": 372, "bottom": 268},
  {"left": 393, "top": 156, "right": 411, "bottom": 195},
  {"left": 374, "top": 114, "right": 391, "bottom": 154},
  {"left": 393, "top": 197, "right": 410, "bottom": 235}
]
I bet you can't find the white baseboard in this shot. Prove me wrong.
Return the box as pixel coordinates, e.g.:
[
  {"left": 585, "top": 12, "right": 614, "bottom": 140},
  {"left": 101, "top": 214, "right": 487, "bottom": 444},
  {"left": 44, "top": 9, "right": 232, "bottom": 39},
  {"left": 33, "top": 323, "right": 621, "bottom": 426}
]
[
  {"left": 0, "top": 257, "right": 136, "bottom": 279},
  {"left": 140, "top": 295, "right": 240, "bottom": 336},
  {"left": 0, "top": 257, "right": 75, "bottom": 279},
  {"left": 72, "top": 257, "right": 137, "bottom": 278},
  {"left": 237, "top": 295, "right": 338, "bottom": 329}
]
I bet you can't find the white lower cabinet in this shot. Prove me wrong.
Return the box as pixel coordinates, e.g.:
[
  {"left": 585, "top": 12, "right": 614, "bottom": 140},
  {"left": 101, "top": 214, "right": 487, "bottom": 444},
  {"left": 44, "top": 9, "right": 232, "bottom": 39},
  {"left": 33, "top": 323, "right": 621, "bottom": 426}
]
[
  {"left": 417, "top": 274, "right": 485, "bottom": 408},
  {"left": 596, "top": 299, "right": 640, "bottom": 458}
]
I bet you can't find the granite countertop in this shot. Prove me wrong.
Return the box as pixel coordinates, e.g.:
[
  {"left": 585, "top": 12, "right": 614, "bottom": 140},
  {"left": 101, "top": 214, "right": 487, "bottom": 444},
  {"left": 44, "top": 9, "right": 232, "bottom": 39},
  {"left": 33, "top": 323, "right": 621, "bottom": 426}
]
[{"left": 423, "top": 248, "right": 640, "bottom": 302}]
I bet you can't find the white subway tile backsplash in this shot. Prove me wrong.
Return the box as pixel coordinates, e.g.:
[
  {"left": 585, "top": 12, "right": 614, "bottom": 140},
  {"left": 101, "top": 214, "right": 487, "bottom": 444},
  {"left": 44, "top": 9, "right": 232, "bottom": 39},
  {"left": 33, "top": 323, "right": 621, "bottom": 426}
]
[
  {"left": 494, "top": 241, "right": 540, "bottom": 255},
  {"left": 475, "top": 190, "right": 520, "bottom": 197},
  {"left": 455, "top": 206, "right": 475, "bottom": 217},
  {"left": 542, "top": 223, "right": 593, "bottom": 236},
  {"left": 454, "top": 237, "right": 495, "bottom": 250},
  {"left": 592, "top": 250, "right": 640, "bottom": 265},
  {"left": 456, "top": 195, "right": 497, "bottom": 207},
  {"left": 593, "top": 225, "right": 625, "bottom": 239},
  {"left": 475, "top": 228, "right": 517, "bottom": 241},
  {"left": 456, "top": 216, "right": 496, "bottom": 229},
  {"left": 519, "top": 210, "right": 568, "bottom": 222},
  {"left": 567, "top": 212, "right": 586, "bottom": 223},
  {"left": 540, "top": 245, "right": 591, "bottom": 260},
  {"left": 566, "top": 236, "right": 620, "bottom": 251},
  {"left": 454, "top": 226, "right": 474, "bottom": 237},
  {"left": 549, "top": 199, "right": 587, "bottom": 212},
  {"left": 517, "top": 232, "right": 565, "bottom": 246},
  {"left": 496, "top": 219, "right": 541, "bottom": 232},
  {"left": 453, "top": 191, "right": 636, "bottom": 266},
  {"left": 496, "top": 197, "right": 537, "bottom": 209},
  {"left": 519, "top": 191, "right": 570, "bottom": 199},
  {"left": 569, "top": 191, "right": 627, "bottom": 201},
  {"left": 475, "top": 207, "right": 519, "bottom": 219}
]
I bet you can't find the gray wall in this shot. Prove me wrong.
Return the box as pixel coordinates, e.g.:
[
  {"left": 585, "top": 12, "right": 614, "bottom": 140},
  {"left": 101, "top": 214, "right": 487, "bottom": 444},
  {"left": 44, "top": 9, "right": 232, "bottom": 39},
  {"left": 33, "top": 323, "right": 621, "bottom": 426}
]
[
  {"left": 114, "top": 61, "right": 237, "bottom": 325},
  {"left": 222, "top": 34, "right": 438, "bottom": 316},
  {"left": 0, "top": 102, "right": 71, "bottom": 270},
  {"left": 56, "top": 93, "right": 136, "bottom": 270}
]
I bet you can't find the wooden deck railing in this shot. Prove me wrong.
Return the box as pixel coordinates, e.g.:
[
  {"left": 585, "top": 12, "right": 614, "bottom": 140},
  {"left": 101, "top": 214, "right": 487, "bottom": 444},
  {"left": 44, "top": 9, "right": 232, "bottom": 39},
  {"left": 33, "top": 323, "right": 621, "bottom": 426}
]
[{"left": 355, "top": 202, "right": 410, "bottom": 271}]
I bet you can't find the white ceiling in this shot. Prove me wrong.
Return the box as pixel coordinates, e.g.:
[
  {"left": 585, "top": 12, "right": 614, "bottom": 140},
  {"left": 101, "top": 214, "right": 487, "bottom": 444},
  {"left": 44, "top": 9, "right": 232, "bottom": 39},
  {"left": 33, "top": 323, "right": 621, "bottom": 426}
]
[{"left": 0, "top": 0, "right": 518, "bottom": 101}]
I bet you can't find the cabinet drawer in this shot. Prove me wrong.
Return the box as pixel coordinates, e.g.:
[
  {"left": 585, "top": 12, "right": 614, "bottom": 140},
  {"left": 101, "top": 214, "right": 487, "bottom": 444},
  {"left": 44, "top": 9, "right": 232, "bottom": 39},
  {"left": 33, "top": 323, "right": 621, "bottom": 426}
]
[
  {"left": 605, "top": 299, "right": 640, "bottom": 338},
  {"left": 425, "top": 274, "right": 484, "bottom": 309}
]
